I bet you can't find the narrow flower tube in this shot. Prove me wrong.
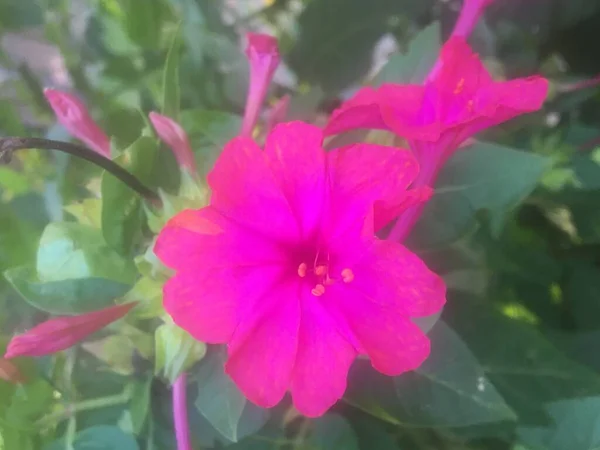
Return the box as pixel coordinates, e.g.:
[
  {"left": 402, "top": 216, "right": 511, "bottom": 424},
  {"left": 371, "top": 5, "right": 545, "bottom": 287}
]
[
  {"left": 149, "top": 112, "right": 197, "bottom": 173},
  {"left": 451, "top": 0, "right": 495, "bottom": 39},
  {"left": 241, "top": 33, "right": 281, "bottom": 137},
  {"left": 173, "top": 373, "right": 192, "bottom": 450},
  {"left": 266, "top": 95, "right": 290, "bottom": 134},
  {"left": 44, "top": 88, "right": 111, "bottom": 158},
  {"left": 4, "top": 303, "right": 136, "bottom": 359}
]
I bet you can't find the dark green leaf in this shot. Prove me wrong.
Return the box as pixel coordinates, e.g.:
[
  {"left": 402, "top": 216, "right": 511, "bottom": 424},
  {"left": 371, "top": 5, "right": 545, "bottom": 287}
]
[
  {"left": 564, "top": 262, "right": 600, "bottom": 330},
  {"left": 101, "top": 136, "right": 158, "bottom": 256},
  {"left": 411, "top": 142, "right": 550, "bottom": 248},
  {"left": 308, "top": 413, "right": 359, "bottom": 450},
  {"left": 4, "top": 265, "right": 132, "bottom": 315},
  {"left": 373, "top": 21, "right": 441, "bottom": 85},
  {"left": 194, "top": 350, "right": 269, "bottom": 442},
  {"left": 517, "top": 397, "right": 600, "bottom": 450},
  {"left": 44, "top": 425, "right": 139, "bottom": 450}
]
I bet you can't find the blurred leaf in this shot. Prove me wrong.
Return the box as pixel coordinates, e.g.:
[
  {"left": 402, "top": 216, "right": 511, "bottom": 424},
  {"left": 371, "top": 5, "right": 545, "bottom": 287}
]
[
  {"left": 36, "top": 222, "right": 136, "bottom": 284},
  {"left": 118, "top": 377, "right": 152, "bottom": 435},
  {"left": 194, "top": 350, "right": 270, "bottom": 443},
  {"left": 350, "top": 415, "right": 400, "bottom": 450},
  {"left": 121, "top": 0, "right": 164, "bottom": 49},
  {"left": 411, "top": 142, "right": 550, "bottom": 248},
  {"left": 63, "top": 199, "right": 103, "bottom": 228},
  {"left": 394, "top": 321, "right": 516, "bottom": 426},
  {"left": 154, "top": 322, "right": 206, "bottom": 383},
  {"left": 373, "top": 21, "right": 440, "bottom": 85},
  {"left": 564, "top": 262, "right": 600, "bottom": 330},
  {"left": 0, "top": 204, "right": 38, "bottom": 273},
  {"left": 162, "top": 26, "right": 181, "bottom": 120},
  {"left": 288, "top": 0, "right": 433, "bottom": 91},
  {"left": 517, "top": 397, "right": 600, "bottom": 450},
  {"left": 307, "top": 413, "right": 359, "bottom": 450},
  {"left": 101, "top": 136, "right": 158, "bottom": 256},
  {"left": 0, "top": 100, "right": 26, "bottom": 135},
  {"left": 4, "top": 265, "right": 131, "bottom": 315},
  {"left": 44, "top": 425, "right": 139, "bottom": 450},
  {"left": 446, "top": 298, "right": 600, "bottom": 425},
  {"left": 0, "top": 0, "right": 43, "bottom": 29}
]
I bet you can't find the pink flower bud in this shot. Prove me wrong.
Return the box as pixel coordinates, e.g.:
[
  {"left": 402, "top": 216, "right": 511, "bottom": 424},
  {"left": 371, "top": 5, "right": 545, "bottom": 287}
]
[
  {"left": 44, "top": 88, "right": 111, "bottom": 158},
  {"left": 149, "top": 112, "right": 197, "bottom": 173},
  {"left": 241, "top": 33, "right": 281, "bottom": 137},
  {"left": 4, "top": 303, "right": 136, "bottom": 359},
  {"left": 451, "top": 0, "right": 495, "bottom": 39},
  {"left": 266, "top": 95, "right": 290, "bottom": 134}
]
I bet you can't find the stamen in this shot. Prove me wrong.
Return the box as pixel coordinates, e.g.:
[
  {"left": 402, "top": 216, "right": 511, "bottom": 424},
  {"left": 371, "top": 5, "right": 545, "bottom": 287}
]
[
  {"left": 323, "top": 276, "right": 335, "bottom": 286},
  {"left": 297, "top": 263, "right": 307, "bottom": 278},
  {"left": 341, "top": 268, "right": 354, "bottom": 283},
  {"left": 315, "top": 265, "right": 327, "bottom": 276},
  {"left": 311, "top": 284, "right": 326, "bottom": 297}
]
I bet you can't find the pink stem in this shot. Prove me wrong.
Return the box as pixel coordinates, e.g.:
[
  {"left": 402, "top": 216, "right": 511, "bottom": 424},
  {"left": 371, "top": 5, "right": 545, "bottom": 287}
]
[
  {"left": 558, "top": 74, "right": 600, "bottom": 93},
  {"left": 173, "top": 373, "right": 192, "bottom": 450},
  {"left": 387, "top": 153, "right": 440, "bottom": 242}
]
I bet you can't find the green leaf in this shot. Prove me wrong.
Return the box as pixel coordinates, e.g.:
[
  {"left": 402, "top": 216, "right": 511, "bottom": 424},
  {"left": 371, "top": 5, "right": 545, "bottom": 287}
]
[
  {"left": 446, "top": 298, "right": 600, "bottom": 425},
  {"left": 118, "top": 377, "right": 152, "bottom": 435},
  {"left": 162, "top": 26, "right": 181, "bottom": 120},
  {"left": 120, "top": 0, "right": 164, "bottom": 49},
  {"left": 411, "top": 142, "right": 550, "bottom": 248},
  {"left": 564, "top": 262, "right": 600, "bottom": 330},
  {"left": 373, "top": 21, "right": 441, "bottom": 85},
  {"left": 194, "top": 350, "right": 270, "bottom": 442},
  {"left": 101, "top": 136, "right": 158, "bottom": 256},
  {"left": 350, "top": 415, "right": 400, "bottom": 450},
  {"left": 394, "top": 321, "right": 516, "bottom": 426},
  {"left": 154, "top": 322, "right": 206, "bottom": 383},
  {"left": 36, "top": 222, "right": 136, "bottom": 285},
  {"left": 44, "top": 425, "right": 139, "bottom": 450},
  {"left": 307, "top": 413, "right": 359, "bottom": 450},
  {"left": 345, "top": 321, "right": 516, "bottom": 427},
  {"left": 517, "top": 397, "right": 600, "bottom": 450},
  {"left": 4, "top": 265, "right": 132, "bottom": 315},
  {"left": 0, "top": 204, "right": 38, "bottom": 273}
]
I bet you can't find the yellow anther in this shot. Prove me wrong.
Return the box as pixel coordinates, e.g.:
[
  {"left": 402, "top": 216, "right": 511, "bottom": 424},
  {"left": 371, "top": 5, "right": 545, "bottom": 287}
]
[
  {"left": 315, "top": 265, "right": 327, "bottom": 276},
  {"left": 341, "top": 268, "right": 354, "bottom": 283},
  {"left": 311, "top": 284, "right": 326, "bottom": 297},
  {"left": 454, "top": 78, "right": 465, "bottom": 95},
  {"left": 297, "top": 263, "right": 307, "bottom": 278}
]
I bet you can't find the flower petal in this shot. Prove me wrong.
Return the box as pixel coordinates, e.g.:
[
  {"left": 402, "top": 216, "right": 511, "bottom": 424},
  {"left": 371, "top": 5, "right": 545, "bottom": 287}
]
[
  {"left": 208, "top": 136, "right": 299, "bottom": 242},
  {"left": 374, "top": 186, "right": 433, "bottom": 231},
  {"left": 290, "top": 295, "right": 356, "bottom": 417},
  {"left": 225, "top": 280, "right": 301, "bottom": 408},
  {"left": 155, "top": 207, "right": 287, "bottom": 271},
  {"left": 352, "top": 239, "right": 446, "bottom": 317},
  {"left": 265, "top": 122, "right": 327, "bottom": 239},
  {"left": 324, "top": 87, "right": 388, "bottom": 136},
  {"left": 329, "top": 284, "right": 431, "bottom": 376},
  {"left": 149, "top": 112, "right": 197, "bottom": 172},
  {"left": 163, "top": 264, "right": 285, "bottom": 344}
]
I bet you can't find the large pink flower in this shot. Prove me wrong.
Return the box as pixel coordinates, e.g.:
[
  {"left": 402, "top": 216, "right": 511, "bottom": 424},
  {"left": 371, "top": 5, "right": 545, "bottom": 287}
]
[{"left": 154, "top": 121, "right": 445, "bottom": 417}]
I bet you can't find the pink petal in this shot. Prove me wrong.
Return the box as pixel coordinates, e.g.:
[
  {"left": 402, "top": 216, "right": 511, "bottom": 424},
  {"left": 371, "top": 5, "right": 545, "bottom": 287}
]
[
  {"left": 225, "top": 280, "right": 301, "bottom": 408},
  {"left": 149, "top": 112, "right": 197, "bottom": 172},
  {"left": 323, "top": 87, "right": 388, "bottom": 136},
  {"left": 329, "top": 282, "right": 431, "bottom": 376},
  {"left": 290, "top": 295, "right": 356, "bottom": 417},
  {"left": 351, "top": 239, "right": 446, "bottom": 317},
  {"left": 207, "top": 136, "right": 299, "bottom": 243},
  {"left": 4, "top": 303, "right": 136, "bottom": 359},
  {"left": 374, "top": 186, "right": 433, "bottom": 231},
  {"left": 154, "top": 207, "right": 287, "bottom": 271},
  {"left": 265, "top": 122, "right": 327, "bottom": 238},
  {"left": 44, "top": 88, "right": 111, "bottom": 158},
  {"left": 163, "top": 264, "right": 285, "bottom": 344}
]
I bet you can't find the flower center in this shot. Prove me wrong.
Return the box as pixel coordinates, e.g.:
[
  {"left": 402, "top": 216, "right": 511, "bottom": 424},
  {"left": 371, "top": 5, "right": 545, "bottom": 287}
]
[{"left": 296, "top": 253, "right": 354, "bottom": 297}]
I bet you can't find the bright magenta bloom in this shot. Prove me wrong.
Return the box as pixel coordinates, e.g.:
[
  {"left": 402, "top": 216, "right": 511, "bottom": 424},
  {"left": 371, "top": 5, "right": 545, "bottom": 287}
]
[
  {"left": 149, "top": 112, "right": 197, "bottom": 172},
  {"left": 241, "top": 33, "right": 280, "bottom": 137},
  {"left": 154, "top": 121, "right": 445, "bottom": 417},
  {"left": 4, "top": 303, "right": 135, "bottom": 359},
  {"left": 44, "top": 88, "right": 111, "bottom": 158}
]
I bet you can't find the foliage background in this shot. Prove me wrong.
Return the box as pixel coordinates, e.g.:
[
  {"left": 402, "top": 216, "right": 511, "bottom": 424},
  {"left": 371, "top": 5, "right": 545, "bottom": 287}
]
[{"left": 1, "top": 0, "right": 600, "bottom": 449}]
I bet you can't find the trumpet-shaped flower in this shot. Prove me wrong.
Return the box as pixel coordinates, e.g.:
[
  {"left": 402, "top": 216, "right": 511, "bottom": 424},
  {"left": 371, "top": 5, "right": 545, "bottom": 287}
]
[
  {"left": 149, "top": 112, "right": 197, "bottom": 173},
  {"left": 154, "top": 121, "right": 445, "bottom": 417}
]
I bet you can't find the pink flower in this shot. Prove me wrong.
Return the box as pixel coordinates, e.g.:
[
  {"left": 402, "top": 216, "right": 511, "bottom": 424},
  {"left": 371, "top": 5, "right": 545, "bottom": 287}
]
[
  {"left": 241, "top": 33, "right": 280, "bottom": 137},
  {"left": 324, "top": 38, "right": 548, "bottom": 240},
  {"left": 451, "top": 0, "right": 495, "bottom": 39},
  {"left": 44, "top": 88, "right": 111, "bottom": 158},
  {"left": 154, "top": 121, "right": 445, "bottom": 417},
  {"left": 4, "top": 303, "right": 136, "bottom": 359},
  {"left": 149, "top": 112, "right": 197, "bottom": 172}
]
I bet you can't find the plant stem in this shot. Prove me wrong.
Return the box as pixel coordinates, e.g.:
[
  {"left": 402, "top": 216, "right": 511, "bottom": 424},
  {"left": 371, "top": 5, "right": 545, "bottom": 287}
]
[
  {"left": 173, "top": 373, "right": 192, "bottom": 450},
  {"left": 0, "top": 137, "right": 161, "bottom": 207}
]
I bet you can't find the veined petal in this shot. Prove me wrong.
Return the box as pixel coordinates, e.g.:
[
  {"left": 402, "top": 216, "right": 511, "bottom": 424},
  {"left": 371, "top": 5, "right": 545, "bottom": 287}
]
[
  {"left": 324, "top": 87, "right": 388, "bottom": 136},
  {"left": 290, "top": 295, "right": 356, "bottom": 417},
  {"left": 208, "top": 136, "right": 299, "bottom": 242},
  {"left": 154, "top": 207, "right": 287, "bottom": 271},
  {"left": 225, "top": 279, "right": 301, "bottom": 408},
  {"left": 265, "top": 122, "right": 327, "bottom": 239}
]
